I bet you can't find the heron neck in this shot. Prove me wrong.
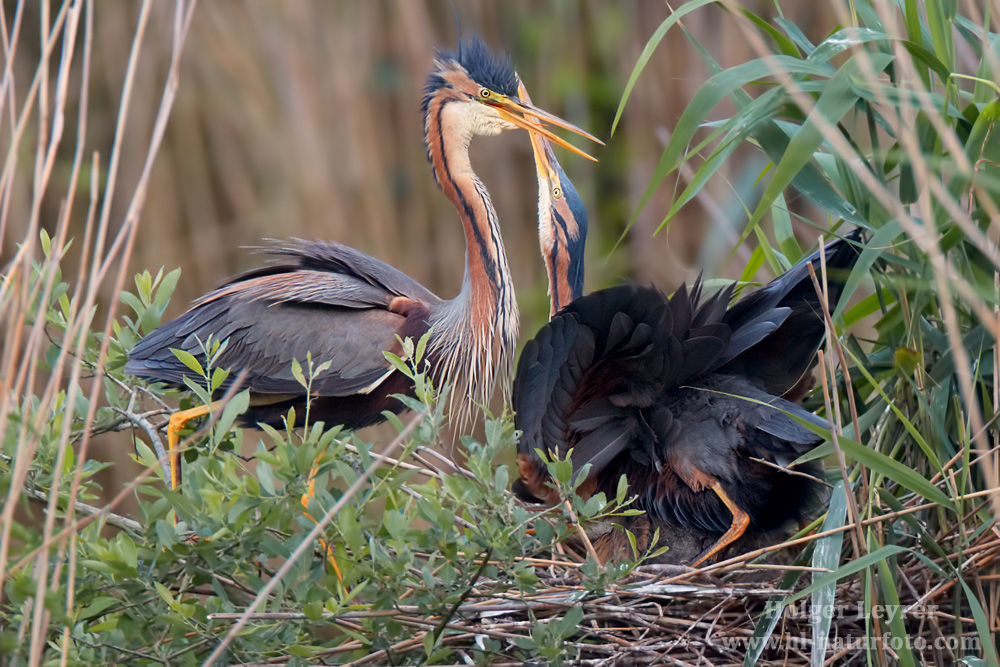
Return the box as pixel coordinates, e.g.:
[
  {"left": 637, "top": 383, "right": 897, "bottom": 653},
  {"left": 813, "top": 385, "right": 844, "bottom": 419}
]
[
  {"left": 425, "top": 98, "right": 514, "bottom": 326},
  {"left": 422, "top": 94, "right": 518, "bottom": 416}
]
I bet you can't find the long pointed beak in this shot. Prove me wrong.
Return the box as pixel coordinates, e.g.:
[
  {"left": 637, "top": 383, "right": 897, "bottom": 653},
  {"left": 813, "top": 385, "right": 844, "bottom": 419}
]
[
  {"left": 517, "top": 81, "right": 559, "bottom": 182},
  {"left": 489, "top": 91, "right": 603, "bottom": 162},
  {"left": 528, "top": 126, "right": 556, "bottom": 184}
]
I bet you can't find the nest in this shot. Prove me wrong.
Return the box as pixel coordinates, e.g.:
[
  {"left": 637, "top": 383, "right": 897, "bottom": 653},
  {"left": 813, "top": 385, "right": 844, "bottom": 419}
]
[{"left": 217, "top": 515, "right": 995, "bottom": 666}]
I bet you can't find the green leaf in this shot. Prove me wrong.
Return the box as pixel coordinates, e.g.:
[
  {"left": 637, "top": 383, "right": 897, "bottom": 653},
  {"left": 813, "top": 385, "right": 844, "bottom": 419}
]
[
  {"left": 210, "top": 366, "right": 230, "bottom": 392},
  {"left": 153, "top": 267, "right": 181, "bottom": 311},
  {"left": 810, "top": 481, "right": 847, "bottom": 666},
  {"left": 303, "top": 600, "right": 324, "bottom": 621},
  {"left": 876, "top": 556, "right": 916, "bottom": 667},
  {"left": 626, "top": 529, "right": 638, "bottom": 560},
  {"left": 557, "top": 605, "right": 584, "bottom": 638},
  {"left": 215, "top": 390, "right": 250, "bottom": 439},
  {"left": 739, "top": 7, "right": 800, "bottom": 57},
  {"left": 383, "top": 351, "right": 413, "bottom": 380},
  {"left": 771, "top": 193, "right": 801, "bottom": 262},
  {"left": 119, "top": 291, "right": 145, "bottom": 318},
  {"left": 959, "top": 580, "right": 1000, "bottom": 667},
  {"left": 170, "top": 348, "right": 204, "bottom": 377},
  {"left": 925, "top": 0, "right": 956, "bottom": 71},
  {"left": 834, "top": 436, "right": 951, "bottom": 509},
  {"left": 745, "top": 52, "right": 894, "bottom": 240},
  {"left": 743, "top": 598, "right": 785, "bottom": 666},
  {"left": 291, "top": 358, "right": 307, "bottom": 389},
  {"left": 784, "top": 545, "right": 908, "bottom": 605},
  {"left": 153, "top": 581, "right": 175, "bottom": 607},
  {"left": 832, "top": 221, "right": 903, "bottom": 321},
  {"left": 611, "top": 0, "right": 720, "bottom": 135}
]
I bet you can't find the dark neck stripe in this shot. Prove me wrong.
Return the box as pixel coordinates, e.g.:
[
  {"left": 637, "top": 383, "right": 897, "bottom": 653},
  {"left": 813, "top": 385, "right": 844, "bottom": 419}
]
[
  {"left": 547, "top": 232, "right": 562, "bottom": 313},
  {"left": 428, "top": 94, "right": 501, "bottom": 306},
  {"left": 551, "top": 208, "right": 583, "bottom": 303}
]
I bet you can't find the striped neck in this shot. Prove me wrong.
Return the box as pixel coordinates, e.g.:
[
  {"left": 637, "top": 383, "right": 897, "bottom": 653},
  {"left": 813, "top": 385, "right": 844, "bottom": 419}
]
[{"left": 422, "top": 91, "right": 518, "bottom": 422}]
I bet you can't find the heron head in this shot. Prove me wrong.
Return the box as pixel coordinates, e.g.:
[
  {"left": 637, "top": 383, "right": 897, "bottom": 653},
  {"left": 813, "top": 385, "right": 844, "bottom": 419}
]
[{"left": 422, "top": 36, "right": 601, "bottom": 160}]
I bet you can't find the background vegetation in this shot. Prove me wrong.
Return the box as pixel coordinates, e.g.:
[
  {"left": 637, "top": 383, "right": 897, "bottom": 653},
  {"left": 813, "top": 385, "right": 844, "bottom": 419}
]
[{"left": 2, "top": 0, "right": 999, "bottom": 664}]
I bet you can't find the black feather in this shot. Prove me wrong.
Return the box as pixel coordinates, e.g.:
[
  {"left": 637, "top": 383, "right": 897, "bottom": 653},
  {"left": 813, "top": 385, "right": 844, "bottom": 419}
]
[{"left": 513, "top": 232, "right": 866, "bottom": 557}]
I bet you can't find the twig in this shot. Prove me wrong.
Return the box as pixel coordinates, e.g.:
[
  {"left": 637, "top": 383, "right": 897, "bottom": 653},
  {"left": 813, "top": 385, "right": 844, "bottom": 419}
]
[
  {"left": 21, "top": 486, "right": 143, "bottom": 533},
  {"left": 111, "top": 402, "right": 170, "bottom": 480}
]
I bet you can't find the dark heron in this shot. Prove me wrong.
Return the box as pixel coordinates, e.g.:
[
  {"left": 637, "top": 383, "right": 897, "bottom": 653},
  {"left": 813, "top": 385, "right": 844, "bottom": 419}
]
[
  {"left": 126, "top": 37, "right": 602, "bottom": 492},
  {"left": 513, "top": 135, "right": 864, "bottom": 566}
]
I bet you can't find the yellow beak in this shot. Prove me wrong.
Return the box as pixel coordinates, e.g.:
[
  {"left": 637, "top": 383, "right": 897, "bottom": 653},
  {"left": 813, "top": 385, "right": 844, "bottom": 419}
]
[
  {"left": 488, "top": 83, "right": 603, "bottom": 162},
  {"left": 516, "top": 80, "right": 569, "bottom": 181}
]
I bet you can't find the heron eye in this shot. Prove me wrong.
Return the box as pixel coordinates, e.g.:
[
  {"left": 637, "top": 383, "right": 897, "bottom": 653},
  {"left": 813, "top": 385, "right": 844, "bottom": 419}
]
[
  {"left": 552, "top": 187, "right": 563, "bottom": 199},
  {"left": 479, "top": 88, "right": 492, "bottom": 99}
]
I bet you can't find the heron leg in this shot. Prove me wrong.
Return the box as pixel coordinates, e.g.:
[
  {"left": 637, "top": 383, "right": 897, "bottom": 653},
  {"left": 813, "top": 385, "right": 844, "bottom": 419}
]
[
  {"left": 166, "top": 403, "right": 214, "bottom": 490},
  {"left": 691, "top": 481, "right": 750, "bottom": 567},
  {"left": 300, "top": 446, "right": 344, "bottom": 582}
]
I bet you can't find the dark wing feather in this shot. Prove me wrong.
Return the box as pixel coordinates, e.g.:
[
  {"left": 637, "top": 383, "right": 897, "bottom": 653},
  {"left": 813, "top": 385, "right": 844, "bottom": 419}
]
[
  {"left": 127, "top": 241, "right": 438, "bottom": 397},
  {"left": 719, "top": 230, "right": 864, "bottom": 394},
  {"left": 513, "top": 284, "right": 737, "bottom": 498},
  {"left": 263, "top": 239, "right": 442, "bottom": 304},
  {"left": 514, "top": 313, "right": 583, "bottom": 458}
]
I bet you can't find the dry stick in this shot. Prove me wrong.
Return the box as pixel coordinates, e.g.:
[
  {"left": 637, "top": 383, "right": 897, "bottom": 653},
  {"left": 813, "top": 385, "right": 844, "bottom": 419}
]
[
  {"left": 0, "top": 1, "right": 25, "bottom": 254},
  {"left": 111, "top": 402, "right": 171, "bottom": 478},
  {"left": 563, "top": 498, "right": 600, "bottom": 563},
  {"left": 25, "top": 6, "right": 93, "bottom": 661},
  {"left": 0, "top": 2, "right": 27, "bottom": 170},
  {"left": 342, "top": 441, "right": 441, "bottom": 479},
  {"left": 932, "top": 440, "right": 1000, "bottom": 486},
  {"left": 202, "top": 409, "right": 428, "bottom": 665},
  {"left": 6, "top": 2, "right": 78, "bottom": 650},
  {"left": 41, "top": 13, "right": 97, "bottom": 659},
  {"left": 811, "top": 250, "right": 887, "bottom": 656},
  {"left": 816, "top": 352, "right": 865, "bottom": 558},
  {"left": 21, "top": 487, "right": 143, "bottom": 534},
  {"left": 994, "top": 295, "right": 1000, "bottom": 631},
  {"left": 0, "top": 0, "right": 72, "bottom": 317},
  {"left": 0, "top": 0, "right": 74, "bottom": 609}
]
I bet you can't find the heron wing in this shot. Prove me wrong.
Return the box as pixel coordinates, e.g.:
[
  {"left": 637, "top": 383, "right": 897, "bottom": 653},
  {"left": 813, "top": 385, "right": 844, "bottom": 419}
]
[
  {"left": 513, "top": 283, "right": 734, "bottom": 498},
  {"left": 127, "top": 242, "right": 437, "bottom": 397},
  {"left": 716, "top": 230, "right": 863, "bottom": 394},
  {"left": 259, "top": 239, "right": 442, "bottom": 305}
]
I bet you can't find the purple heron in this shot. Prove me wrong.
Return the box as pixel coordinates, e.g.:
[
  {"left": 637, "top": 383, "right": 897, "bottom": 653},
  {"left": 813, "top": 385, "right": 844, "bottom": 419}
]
[{"left": 514, "top": 133, "right": 864, "bottom": 566}]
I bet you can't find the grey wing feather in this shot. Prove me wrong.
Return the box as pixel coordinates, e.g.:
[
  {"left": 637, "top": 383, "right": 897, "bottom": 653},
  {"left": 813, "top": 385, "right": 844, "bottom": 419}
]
[
  {"left": 127, "top": 241, "right": 436, "bottom": 396},
  {"left": 264, "top": 239, "right": 442, "bottom": 305}
]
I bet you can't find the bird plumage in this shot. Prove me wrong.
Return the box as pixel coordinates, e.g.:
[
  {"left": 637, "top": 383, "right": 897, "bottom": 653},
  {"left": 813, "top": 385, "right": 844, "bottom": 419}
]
[
  {"left": 514, "top": 234, "right": 863, "bottom": 560},
  {"left": 127, "top": 240, "right": 436, "bottom": 429}
]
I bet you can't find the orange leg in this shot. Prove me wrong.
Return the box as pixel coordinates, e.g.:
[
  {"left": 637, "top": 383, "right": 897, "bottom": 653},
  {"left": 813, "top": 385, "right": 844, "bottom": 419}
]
[
  {"left": 691, "top": 482, "right": 751, "bottom": 567},
  {"left": 301, "top": 446, "right": 344, "bottom": 582},
  {"left": 168, "top": 403, "right": 343, "bottom": 581},
  {"left": 166, "top": 403, "right": 214, "bottom": 490}
]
